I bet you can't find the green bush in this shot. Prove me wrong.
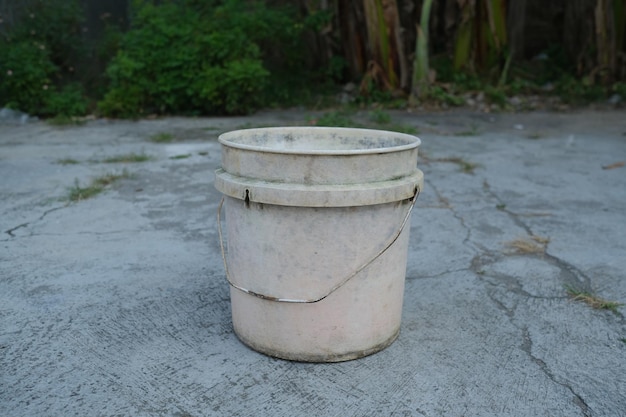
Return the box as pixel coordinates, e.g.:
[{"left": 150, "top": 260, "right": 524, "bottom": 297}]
[
  {"left": 0, "top": 40, "right": 56, "bottom": 113},
  {"left": 555, "top": 75, "right": 606, "bottom": 104},
  {"left": 45, "top": 83, "right": 88, "bottom": 117},
  {"left": 99, "top": 0, "right": 300, "bottom": 117},
  {"left": 0, "top": 0, "right": 86, "bottom": 116}
]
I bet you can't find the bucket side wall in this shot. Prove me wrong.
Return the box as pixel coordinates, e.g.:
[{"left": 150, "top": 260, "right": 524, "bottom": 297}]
[
  {"left": 221, "top": 146, "right": 419, "bottom": 185},
  {"left": 224, "top": 196, "right": 413, "bottom": 301},
  {"left": 229, "top": 221, "right": 411, "bottom": 362}
]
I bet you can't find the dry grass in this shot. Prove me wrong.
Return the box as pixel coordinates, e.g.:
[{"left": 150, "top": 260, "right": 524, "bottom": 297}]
[
  {"left": 565, "top": 286, "right": 623, "bottom": 314},
  {"left": 504, "top": 235, "right": 550, "bottom": 254},
  {"left": 150, "top": 132, "right": 175, "bottom": 143},
  {"left": 101, "top": 152, "right": 152, "bottom": 163},
  {"left": 66, "top": 171, "right": 131, "bottom": 202},
  {"left": 423, "top": 156, "right": 480, "bottom": 174}
]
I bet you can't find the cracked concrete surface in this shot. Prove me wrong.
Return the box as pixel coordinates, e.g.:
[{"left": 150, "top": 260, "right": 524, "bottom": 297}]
[{"left": 1, "top": 110, "right": 625, "bottom": 416}]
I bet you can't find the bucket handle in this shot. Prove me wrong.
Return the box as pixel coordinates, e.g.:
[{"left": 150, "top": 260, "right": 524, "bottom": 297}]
[{"left": 217, "top": 185, "right": 420, "bottom": 303}]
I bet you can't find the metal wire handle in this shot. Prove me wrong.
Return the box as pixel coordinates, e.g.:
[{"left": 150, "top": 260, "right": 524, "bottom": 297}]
[{"left": 217, "top": 185, "right": 420, "bottom": 303}]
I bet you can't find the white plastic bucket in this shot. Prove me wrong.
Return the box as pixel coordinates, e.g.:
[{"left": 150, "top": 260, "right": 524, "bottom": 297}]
[{"left": 215, "top": 127, "right": 423, "bottom": 362}]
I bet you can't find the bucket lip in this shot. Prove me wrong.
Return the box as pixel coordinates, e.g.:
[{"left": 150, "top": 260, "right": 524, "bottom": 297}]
[{"left": 218, "top": 126, "right": 421, "bottom": 155}]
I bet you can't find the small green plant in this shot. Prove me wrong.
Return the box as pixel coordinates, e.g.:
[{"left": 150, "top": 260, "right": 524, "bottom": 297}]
[
  {"left": 313, "top": 110, "right": 361, "bottom": 128},
  {"left": 66, "top": 171, "right": 130, "bottom": 202},
  {"left": 428, "top": 86, "right": 465, "bottom": 107},
  {"left": 485, "top": 86, "right": 507, "bottom": 108},
  {"left": 56, "top": 158, "right": 80, "bottom": 165},
  {"left": 449, "top": 157, "right": 478, "bottom": 173},
  {"left": 432, "top": 157, "right": 479, "bottom": 174},
  {"left": 565, "top": 285, "right": 623, "bottom": 314},
  {"left": 47, "top": 115, "right": 86, "bottom": 126},
  {"left": 101, "top": 153, "right": 152, "bottom": 163},
  {"left": 169, "top": 154, "right": 191, "bottom": 160},
  {"left": 150, "top": 132, "right": 175, "bottom": 143},
  {"left": 44, "top": 83, "right": 88, "bottom": 118},
  {"left": 612, "top": 82, "right": 626, "bottom": 98},
  {"left": 368, "top": 109, "right": 391, "bottom": 125},
  {"left": 555, "top": 75, "right": 606, "bottom": 104},
  {"left": 455, "top": 124, "right": 480, "bottom": 136}
]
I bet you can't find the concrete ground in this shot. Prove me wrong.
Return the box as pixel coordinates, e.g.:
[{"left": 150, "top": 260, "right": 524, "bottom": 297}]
[{"left": 1, "top": 109, "right": 625, "bottom": 417}]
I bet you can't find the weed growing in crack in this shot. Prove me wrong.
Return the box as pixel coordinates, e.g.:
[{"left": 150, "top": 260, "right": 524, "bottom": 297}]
[
  {"left": 47, "top": 116, "right": 87, "bottom": 126},
  {"left": 150, "top": 132, "right": 175, "bottom": 143},
  {"left": 309, "top": 110, "right": 417, "bottom": 135},
  {"left": 57, "top": 158, "right": 80, "bottom": 165},
  {"left": 169, "top": 154, "right": 191, "bottom": 160},
  {"left": 387, "top": 124, "right": 418, "bottom": 134},
  {"left": 368, "top": 109, "right": 391, "bottom": 125},
  {"left": 66, "top": 171, "right": 131, "bottom": 202},
  {"left": 431, "top": 157, "right": 479, "bottom": 174},
  {"left": 101, "top": 152, "right": 152, "bottom": 163},
  {"left": 455, "top": 124, "right": 480, "bottom": 136},
  {"left": 565, "top": 285, "right": 624, "bottom": 314},
  {"left": 312, "top": 110, "right": 360, "bottom": 128}
]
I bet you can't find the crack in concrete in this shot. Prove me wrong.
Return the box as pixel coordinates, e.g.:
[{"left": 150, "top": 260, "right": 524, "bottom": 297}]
[
  {"left": 481, "top": 179, "right": 594, "bottom": 292},
  {"left": 521, "top": 327, "right": 592, "bottom": 417},
  {"left": 4, "top": 222, "right": 29, "bottom": 237},
  {"left": 481, "top": 179, "right": 534, "bottom": 236},
  {"left": 468, "top": 183, "right": 608, "bottom": 415},
  {"left": 472, "top": 252, "right": 571, "bottom": 318},
  {"left": 5, "top": 230, "right": 146, "bottom": 238},
  {"left": 4, "top": 205, "right": 67, "bottom": 238},
  {"left": 424, "top": 178, "right": 475, "bottom": 251},
  {"left": 405, "top": 267, "right": 471, "bottom": 281}
]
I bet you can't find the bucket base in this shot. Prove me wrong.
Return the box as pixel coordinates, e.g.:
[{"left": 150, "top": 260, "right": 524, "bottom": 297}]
[{"left": 234, "top": 327, "right": 401, "bottom": 363}]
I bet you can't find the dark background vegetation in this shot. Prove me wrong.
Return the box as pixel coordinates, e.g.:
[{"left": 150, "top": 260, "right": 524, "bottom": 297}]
[{"left": 0, "top": 0, "right": 624, "bottom": 120}]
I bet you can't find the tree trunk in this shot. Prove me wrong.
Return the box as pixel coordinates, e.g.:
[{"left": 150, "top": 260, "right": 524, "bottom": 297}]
[
  {"left": 507, "top": 0, "right": 526, "bottom": 61},
  {"left": 337, "top": 0, "right": 368, "bottom": 81},
  {"left": 563, "top": 0, "right": 596, "bottom": 75}
]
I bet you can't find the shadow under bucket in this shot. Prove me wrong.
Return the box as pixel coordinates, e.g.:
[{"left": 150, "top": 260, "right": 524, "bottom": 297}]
[{"left": 214, "top": 127, "right": 423, "bottom": 362}]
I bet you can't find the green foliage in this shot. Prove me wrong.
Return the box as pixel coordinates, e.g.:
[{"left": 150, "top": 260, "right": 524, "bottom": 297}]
[
  {"left": 313, "top": 109, "right": 360, "bottom": 127},
  {"left": 555, "top": 75, "right": 606, "bottom": 104},
  {"left": 149, "top": 132, "right": 175, "bottom": 143},
  {"left": 66, "top": 171, "right": 131, "bottom": 202},
  {"left": 428, "top": 86, "right": 465, "bottom": 106},
  {"left": 45, "top": 83, "right": 88, "bottom": 117},
  {"left": 5, "top": 0, "right": 85, "bottom": 70},
  {"left": 0, "top": 0, "right": 87, "bottom": 116},
  {"left": 484, "top": 86, "right": 507, "bottom": 108},
  {"left": 613, "top": 82, "right": 626, "bottom": 98},
  {"left": 99, "top": 0, "right": 303, "bottom": 117},
  {"left": 368, "top": 109, "right": 391, "bottom": 124},
  {"left": 453, "top": 0, "right": 507, "bottom": 74},
  {"left": 0, "top": 40, "right": 56, "bottom": 113}
]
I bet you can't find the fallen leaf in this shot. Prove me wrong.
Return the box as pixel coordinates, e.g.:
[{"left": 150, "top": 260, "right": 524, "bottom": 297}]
[{"left": 602, "top": 161, "right": 625, "bottom": 170}]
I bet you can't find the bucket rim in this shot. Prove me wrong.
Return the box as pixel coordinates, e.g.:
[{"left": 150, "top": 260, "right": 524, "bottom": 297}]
[{"left": 218, "top": 126, "right": 420, "bottom": 155}]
